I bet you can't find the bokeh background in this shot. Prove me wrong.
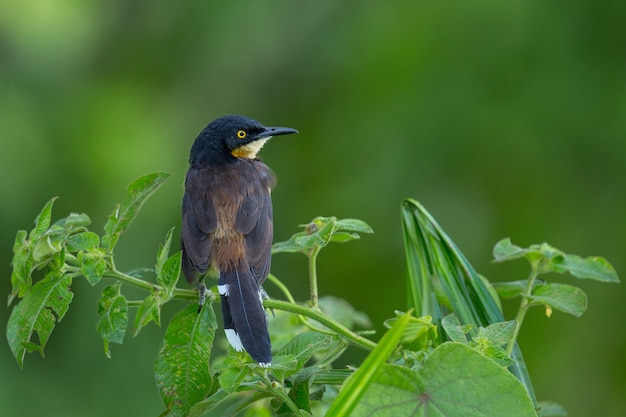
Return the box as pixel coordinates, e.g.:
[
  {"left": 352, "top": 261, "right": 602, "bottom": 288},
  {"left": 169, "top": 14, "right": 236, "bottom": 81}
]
[{"left": 1, "top": 1, "right": 624, "bottom": 416}]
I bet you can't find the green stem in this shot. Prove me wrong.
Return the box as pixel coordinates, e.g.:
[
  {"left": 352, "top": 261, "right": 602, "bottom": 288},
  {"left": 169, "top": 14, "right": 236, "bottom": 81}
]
[
  {"left": 506, "top": 265, "right": 540, "bottom": 355},
  {"left": 264, "top": 299, "right": 377, "bottom": 351},
  {"left": 103, "top": 269, "right": 156, "bottom": 292},
  {"left": 309, "top": 246, "right": 321, "bottom": 308}
]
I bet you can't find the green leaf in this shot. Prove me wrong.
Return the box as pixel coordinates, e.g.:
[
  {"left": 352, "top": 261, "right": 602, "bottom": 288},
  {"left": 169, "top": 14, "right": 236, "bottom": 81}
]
[
  {"left": 326, "top": 309, "right": 412, "bottom": 417},
  {"left": 156, "top": 228, "right": 175, "bottom": 277},
  {"left": 133, "top": 294, "right": 161, "bottom": 336},
  {"left": 66, "top": 231, "right": 100, "bottom": 252},
  {"left": 538, "top": 401, "right": 568, "bottom": 416},
  {"left": 102, "top": 172, "right": 171, "bottom": 251},
  {"left": 273, "top": 332, "right": 334, "bottom": 380},
  {"left": 401, "top": 199, "right": 536, "bottom": 402},
  {"left": 9, "top": 230, "right": 33, "bottom": 303},
  {"left": 529, "top": 283, "right": 587, "bottom": 317},
  {"left": 334, "top": 218, "right": 374, "bottom": 234},
  {"left": 55, "top": 212, "right": 91, "bottom": 228},
  {"left": 351, "top": 342, "right": 537, "bottom": 417},
  {"left": 561, "top": 254, "right": 619, "bottom": 283},
  {"left": 6, "top": 272, "right": 73, "bottom": 367},
  {"left": 272, "top": 216, "right": 373, "bottom": 255},
  {"left": 441, "top": 313, "right": 471, "bottom": 344},
  {"left": 30, "top": 197, "right": 57, "bottom": 241},
  {"left": 79, "top": 251, "right": 107, "bottom": 286},
  {"left": 154, "top": 303, "right": 216, "bottom": 417},
  {"left": 217, "top": 359, "right": 251, "bottom": 393},
  {"left": 96, "top": 284, "right": 128, "bottom": 358},
  {"left": 492, "top": 238, "right": 533, "bottom": 262},
  {"left": 492, "top": 280, "right": 528, "bottom": 299},
  {"left": 384, "top": 312, "right": 437, "bottom": 351},
  {"left": 477, "top": 321, "right": 517, "bottom": 347},
  {"left": 157, "top": 251, "right": 182, "bottom": 300}
]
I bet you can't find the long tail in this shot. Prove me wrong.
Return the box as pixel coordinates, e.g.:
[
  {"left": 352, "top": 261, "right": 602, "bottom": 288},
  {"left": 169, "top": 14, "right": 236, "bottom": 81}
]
[{"left": 218, "top": 266, "right": 271, "bottom": 366}]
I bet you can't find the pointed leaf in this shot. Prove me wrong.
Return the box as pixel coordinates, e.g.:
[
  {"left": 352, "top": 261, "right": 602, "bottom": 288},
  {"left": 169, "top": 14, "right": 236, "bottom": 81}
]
[
  {"left": 156, "top": 228, "right": 175, "bottom": 277},
  {"left": 30, "top": 197, "right": 57, "bottom": 240},
  {"left": 334, "top": 218, "right": 374, "bottom": 234},
  {"left": 96, "top": 284, "right": 128, "bottom": 358},
  {"left": 155, "top": 303, "right": 216, "bottom": 417},
  {"left": 561, "top": 254, "right": 619, "bottom": 283},
  {"left": 157, "top": 251, "right": 182, "bottom": 299},
  {"left": 529, "top": 283, "right": 587, "bottom": 317},
  {"left": 103, "top": 172, "right": 171, "bottom": 251},
  {"left": 6, "top": 273, "right": 73, "bottom": 367},
  {"left": 134, "top": 294, "right": 161, "bottom": 336}
]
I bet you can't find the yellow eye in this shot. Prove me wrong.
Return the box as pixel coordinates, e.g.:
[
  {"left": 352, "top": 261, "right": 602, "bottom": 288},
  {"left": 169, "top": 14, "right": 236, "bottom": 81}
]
[{"left": 237, "top": 130, "right": 247, "bottom": 139}]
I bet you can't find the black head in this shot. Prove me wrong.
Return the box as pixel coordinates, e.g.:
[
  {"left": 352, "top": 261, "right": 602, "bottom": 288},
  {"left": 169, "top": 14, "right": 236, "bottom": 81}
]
[{"left": 190, "top": 115, "right": 298, "bottom": 167}]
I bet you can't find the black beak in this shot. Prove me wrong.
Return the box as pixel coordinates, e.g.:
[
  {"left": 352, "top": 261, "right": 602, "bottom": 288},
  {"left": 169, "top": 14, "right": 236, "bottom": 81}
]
[{"left": 255, "top": 126, "right": 299, "bottom": 140}]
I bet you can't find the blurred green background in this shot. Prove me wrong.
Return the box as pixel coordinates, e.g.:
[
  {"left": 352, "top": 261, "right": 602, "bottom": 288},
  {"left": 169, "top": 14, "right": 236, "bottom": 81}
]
[{"left": 1, "top": 0, "right": 624, "bottom": 416}]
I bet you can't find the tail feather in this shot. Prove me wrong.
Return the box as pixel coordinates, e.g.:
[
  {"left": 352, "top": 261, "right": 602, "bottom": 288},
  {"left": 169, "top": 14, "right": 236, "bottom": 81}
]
[{"left": 218, "top": 267, "right": 271, "bottom": 366}]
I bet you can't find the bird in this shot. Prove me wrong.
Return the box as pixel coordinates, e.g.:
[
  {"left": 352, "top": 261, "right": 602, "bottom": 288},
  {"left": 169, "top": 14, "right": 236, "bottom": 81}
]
[{"left": 181, "top": 114, "right": 298, "bottom": 367}]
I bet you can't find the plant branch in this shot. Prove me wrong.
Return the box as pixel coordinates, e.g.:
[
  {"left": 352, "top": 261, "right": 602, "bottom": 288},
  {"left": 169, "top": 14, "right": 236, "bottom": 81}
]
[
  {"left": 309, "top": 246, "right": 321, "bottom": 308},
  {"left": 506, "top": 265, "right": 540, "bottom": 355},
  {"left": 264, "top": 299, "right": 377, "bottom": 351}
]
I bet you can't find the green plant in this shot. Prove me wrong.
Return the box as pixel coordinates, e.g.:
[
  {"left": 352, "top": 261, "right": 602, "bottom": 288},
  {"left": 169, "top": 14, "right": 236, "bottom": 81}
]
[{"left": 7, "top": 173, "right": 619, "bottom": 417}]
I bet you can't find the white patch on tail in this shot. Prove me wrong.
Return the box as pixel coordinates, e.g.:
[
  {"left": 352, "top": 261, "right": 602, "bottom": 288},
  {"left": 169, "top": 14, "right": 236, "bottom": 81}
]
[
  {"left": 224, "top": 329, "right": 244, "bottom": 352},
  {"left": 217, "top": 284, "right": 229, "bottom": 296}
]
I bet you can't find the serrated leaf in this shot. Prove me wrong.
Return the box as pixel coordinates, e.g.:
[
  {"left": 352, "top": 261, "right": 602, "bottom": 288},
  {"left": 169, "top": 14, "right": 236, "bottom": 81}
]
[
  {"left": 134, "top": 294, "right": 161, "bottom": 336},
  {"left": 30, "top": 197, "right": 57, "bottom": 240},
  {"left": 561, "top": 254, "right": 619, "bottom": 283},
  {"left": 351, "top": 343, "right": 536, "bottom": 417},
  {"left": 154, "top": 303, "right": 216, "bottom": 417},
  {"left": 273, "top": 332, "right": 333, "bottom": 380},
  {"left": 9, "top": 230, "right": 33, "bottom": 303},
  {"left": 6, "top": 273, "right": 73, "bottom": 367},
  {"left": 326, "top": 309, "right": 411, "bottom": 417},
  {"left": 96, "top": 284, "right": 128, "bottom": 358},
  {"left": 477, "top": 320, "right": 517, "bottom": 347},
  {"left": 103, "top": 172, "right": 171, "bottom": 251},
  {"left": 66, "top": 231, "right": 100, "bottom": 252},
  {"left": 157, "top": 251, "right": 182, "bottom": 299},
  {"left": 80, "top": 251, "right": 107, "bottom": 286},
  {"left": 529, "top": 283, "right": 587, "bottom": 317}
]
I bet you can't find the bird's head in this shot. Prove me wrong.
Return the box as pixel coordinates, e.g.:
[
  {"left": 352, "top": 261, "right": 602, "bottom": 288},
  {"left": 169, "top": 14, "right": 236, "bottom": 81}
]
[{"left": 190, "top": 115, "right": 298, "bottom": 166}]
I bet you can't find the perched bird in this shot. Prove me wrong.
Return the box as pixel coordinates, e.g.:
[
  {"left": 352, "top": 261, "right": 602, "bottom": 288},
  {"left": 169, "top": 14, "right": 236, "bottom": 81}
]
[{"left": 181, "top": 114, "right": 298, "bottom": 366}]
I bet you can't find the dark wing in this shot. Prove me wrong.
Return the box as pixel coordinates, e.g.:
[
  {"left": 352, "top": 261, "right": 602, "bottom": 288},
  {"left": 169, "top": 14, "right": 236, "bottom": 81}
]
[
  {"left": 236, "top": 184, "right": 273, "bottom": 286},
  {"left": 181, "top": 169, "right": 217, "bottom": 284}
]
